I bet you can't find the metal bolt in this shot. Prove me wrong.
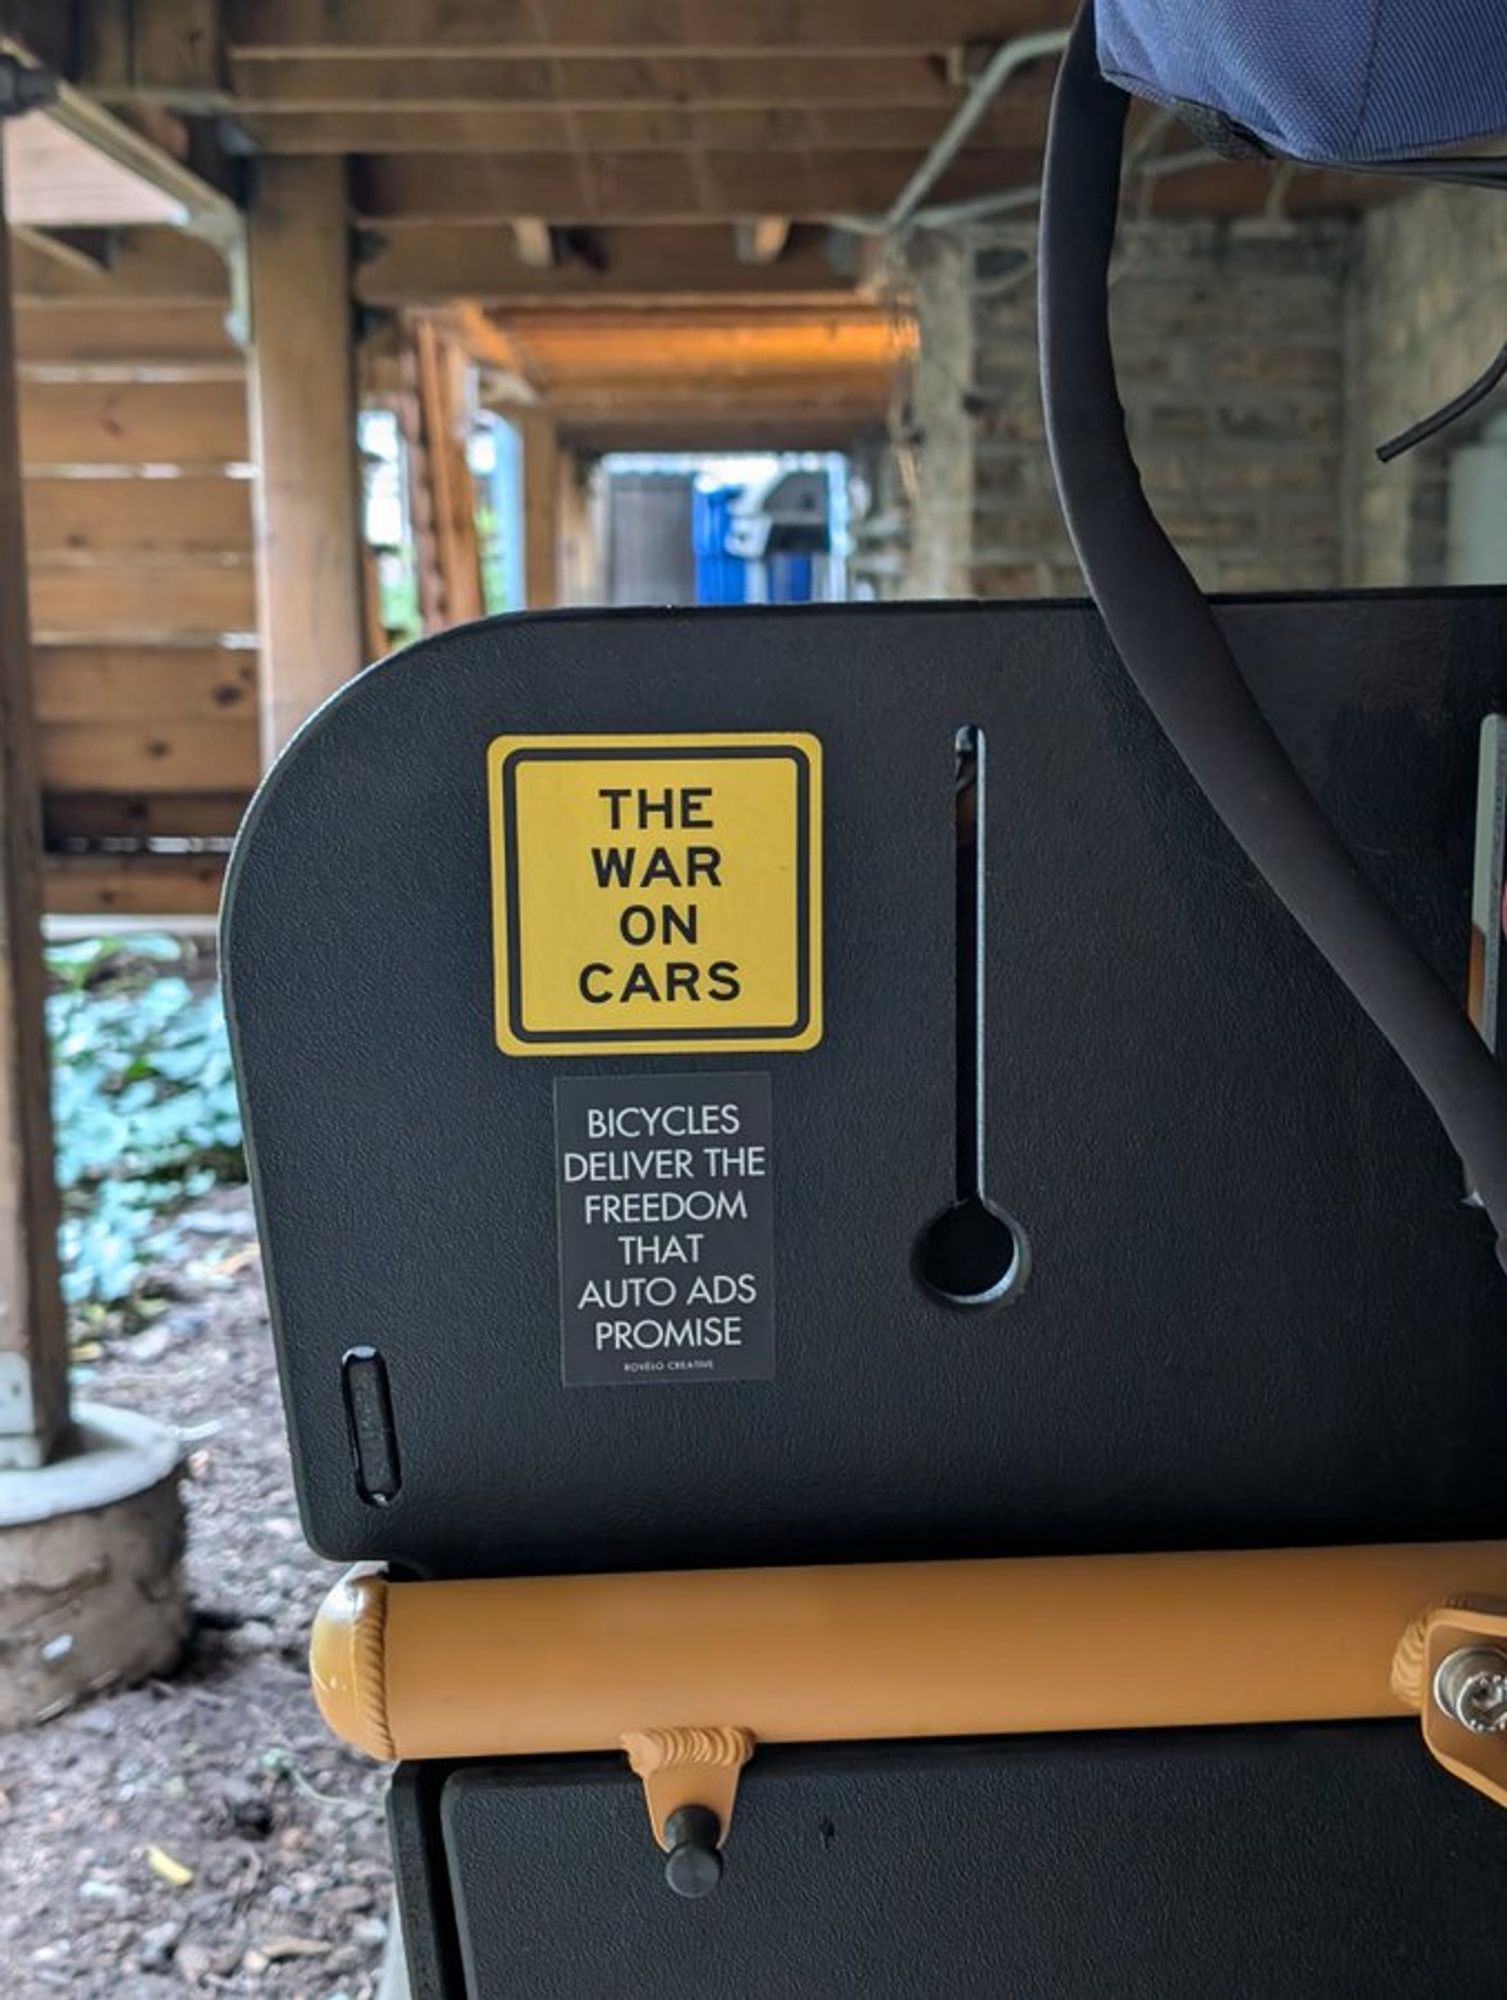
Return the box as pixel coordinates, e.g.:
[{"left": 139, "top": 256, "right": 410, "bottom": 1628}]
[
  {"left": 662, "top": 1806, "right": 723, "bottom": 1900},
  {"left": 1433, "top": 1646, "right": 1507, "bottom": 1734}
]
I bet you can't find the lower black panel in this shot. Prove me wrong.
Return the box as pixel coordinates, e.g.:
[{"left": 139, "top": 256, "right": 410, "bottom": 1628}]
[{"left": 413, "top": 1725, "right": 1507, "bottom": 1999}]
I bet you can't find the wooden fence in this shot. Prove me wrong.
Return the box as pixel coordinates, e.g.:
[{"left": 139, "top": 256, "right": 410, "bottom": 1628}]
[{"left": 13, "top": 225, "right": 256, "bottom": 916}]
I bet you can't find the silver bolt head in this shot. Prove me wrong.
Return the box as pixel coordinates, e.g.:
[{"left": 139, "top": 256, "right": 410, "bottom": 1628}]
[{"left": 1433, "top": 1646, "right": 1507, "bottom": 1735}]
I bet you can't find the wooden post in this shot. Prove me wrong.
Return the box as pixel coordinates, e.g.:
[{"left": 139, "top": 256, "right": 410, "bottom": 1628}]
[
  {"left": 246, "top": 156, "right": 364, "bottom": 763},
  {"left": 0, "top": 146, "right": 69, "bottom": 1470},
  {"left": 520, "top": 408, "right": 559, "bottom": 611},
  {"left": 413, "top": 318, "right": 484, "bottom": 627}
]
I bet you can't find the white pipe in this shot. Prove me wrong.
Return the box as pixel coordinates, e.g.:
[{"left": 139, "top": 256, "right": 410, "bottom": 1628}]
[
  {"left": 910, "top": 146, "right": 1216, "bottom": 233},
  {"left": 884, "top": 27, "right": 1070, "bottom": 233}
]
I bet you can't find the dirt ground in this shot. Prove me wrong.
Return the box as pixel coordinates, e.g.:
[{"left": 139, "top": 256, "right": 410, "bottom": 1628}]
[{"left": 0, "top": 1188, "right": 394, "bottom": 1999}]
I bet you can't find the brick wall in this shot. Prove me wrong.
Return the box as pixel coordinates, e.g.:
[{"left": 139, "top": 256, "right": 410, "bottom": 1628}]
[
  {"left": 1345, "top": 184, "right": 1507, "bottom": 587},
  {"left": 897, "top": 233, "right": 975, "bottom": 599},
  {"left": 893, "top": 216, "right": 1352, "bottom": 601}
]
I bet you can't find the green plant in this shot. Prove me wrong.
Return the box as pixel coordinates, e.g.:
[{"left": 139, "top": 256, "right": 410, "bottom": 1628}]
[{"left": 47, "top": 935, "right": 245, "bottom": 1314}]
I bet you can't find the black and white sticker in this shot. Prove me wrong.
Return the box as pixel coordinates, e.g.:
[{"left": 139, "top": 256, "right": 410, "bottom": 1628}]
[{"left": 554, "top": 1072, "right": 774, "bottom": 1387}]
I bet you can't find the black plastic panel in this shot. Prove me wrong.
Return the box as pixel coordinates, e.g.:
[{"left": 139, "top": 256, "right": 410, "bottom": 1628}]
[
  {"left": 224, "top": 593, "right": 1507, "bottom": 1578},
  {"left": 432, "top": 1725, "right": 1507, "bottom": 1999}
]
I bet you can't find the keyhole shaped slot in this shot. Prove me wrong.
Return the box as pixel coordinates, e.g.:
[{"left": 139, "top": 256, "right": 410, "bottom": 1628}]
[{"left": 915, "top": 725, "right": 1030, "bottom": 1309}]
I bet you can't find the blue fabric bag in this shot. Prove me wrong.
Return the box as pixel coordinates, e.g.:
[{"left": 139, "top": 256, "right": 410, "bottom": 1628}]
[{"left": 1097, "top": 0, "right": 1507, "bottom": 166}]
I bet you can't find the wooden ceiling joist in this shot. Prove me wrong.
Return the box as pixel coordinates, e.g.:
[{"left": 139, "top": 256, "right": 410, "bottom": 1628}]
[
  {"left": 560, "top": 409, "right": 884, "bottom": 454},
  {"left": 352, "top": 148, "right": 1039, "bottom": 226},
  {"left": 45, "top": 853, "right": 228, "bottom": 919},
  {"left": 475, "top": 301, "right": 910, "bottom": 456},
  {"left": 236, "top": 100, "right": 1047, "bottom": 155},
  {"left": 9, "top": 224, "right": 228, "bottom": 302},
  {"left": 737, "top": 217, "right": 792, "bottom": 267},
  {"left": 355, "top": 224, "right": 865, "bottom": 307},
  {"left": 222, "top": 52, "right": 991, "bottom": 111},
  {"left": 500, "top": 313, "right": 906, "bottom": 380},
  {"left": 496, "top": 302, "right": 903, "bottom": 334},
  {"left": 550, "top": 381, "right": 893, "bottom": 424},
  {"left": 11, "top": 224, "right": 116, "bottom": 277},
  {"left": 511, "top": 217, "right": 555, "bottom": 268},
  {"left": 221, "top": 0, "right": 1064, "bottom": 57}
]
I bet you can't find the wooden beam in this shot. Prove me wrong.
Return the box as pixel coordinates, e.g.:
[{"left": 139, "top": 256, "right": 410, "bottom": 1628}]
[
  {"left": 494, "top": 310, "right": 907, "bottom": 383},
  {"left": 392, "top": 365, "right": 443, "bottom": 633},
  {"left": 27, "top": 560, "right": 256, "bottom": 640},
  {"left": 0, "top": 151, "right": 68, "bottom": 1468},
  {"left": 17, "top": 377, "right": 248, "bottom": 465},
  {"left": 496, "top": 302, "right": 904, "bottom": 335},
  {"left": 11, "top": 223, "right": 117, "bottom": 277},
  {"left": 511, "top": 332, "right": 903, "bottom": 378},
  {"left": 412, "top": 318, "right": 484, "bottom": 626},
  {"left": 518, "top": 408, "right": 558, "bottom": 611},
  {"left": 80, "top": 0, "right": 226, "bottom": 103},
  {"left": 547, "top": 386, "right": 887, "bottom": 426},
  {"left": 246, "top": 154, "right": 364, "bottom": 759},
  {"left": 511, "top": 217, "right": 554, "bottom": 268},
  {"left": 225, "top": 51, "right": 977, "bottom": 111},
  {"left": 18, "top": 354, "right": 242, "bottom": 382},
  {"left": 561, "top": 409, "right": 879, "bottom": 453},
  {"left": 224, "top": 1, "right": 1063, "bottom": 55},
  {"left": 440, "top": 301, "right": 538, "bottom": 388},
  {"left": 736, "top": 217, "right": 792, "bottom": 266},
  {"left": 23, "top": 474, "right": 251, "bottom": 556},
  {"left": 238, "top": 101, "right": 1042, "bottom": 155},
  {"left": 32, "top": 644, "right": 256, "bottom": 723},
  {"left": 15, "top": 300, "right": 236, "bottom": 361},
  {"left": 16, "top": 300, "right": 235, "bottom": 362},
  {"left": 356, "top": 224, "right": 858, "bottom": 306},
  {"left": 9, "top": 223, "right": 230, "bottom": 300},
  {"left": 352, "top": 148, "right": 1040, "bottom": 225},
  {"left": 44, "top": 852, "right": 225, "bottom": 917},
  {"left": 42, "top": 786, "right": 248, "bottom": 843},
  {"left": 39, "top": 715, "right": 257, "bottom": 791}
]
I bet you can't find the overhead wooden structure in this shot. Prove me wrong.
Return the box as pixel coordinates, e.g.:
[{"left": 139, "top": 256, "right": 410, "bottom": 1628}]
[
  {"left": 11, "top": 0, "right": 1385, "bottom": 311},
  {"left": 0, "top": 0, "right": 1401, "bottom": 927},
  {"left": 470, "top": 306, "right": 913, "bottom": 453}
]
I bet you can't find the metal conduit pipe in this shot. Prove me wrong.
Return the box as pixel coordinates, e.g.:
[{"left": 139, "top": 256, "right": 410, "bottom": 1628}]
[
  {"left": 909, "top": 148, "right": 1213, "bottom": 234},
  {"left": 885, "top": 26, "right": 1071, "bottom": 233},
  {"left": 830, "top": 26, "right": 1069, "bottom": 238}
]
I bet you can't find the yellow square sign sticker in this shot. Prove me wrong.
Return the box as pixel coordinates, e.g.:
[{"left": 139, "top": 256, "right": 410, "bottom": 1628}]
[{"left": 488, "top": 733, "right": 822, "bottom": 1056}]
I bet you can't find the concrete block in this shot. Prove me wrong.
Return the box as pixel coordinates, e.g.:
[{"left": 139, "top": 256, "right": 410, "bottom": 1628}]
[{"left": 0, "top": 1403, "right": 187, "bottom": 1728}]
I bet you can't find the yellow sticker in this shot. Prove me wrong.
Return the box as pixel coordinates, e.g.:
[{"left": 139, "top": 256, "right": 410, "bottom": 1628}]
[{"left": 488, "top": 732, "right": 822, "bottom": 1057}]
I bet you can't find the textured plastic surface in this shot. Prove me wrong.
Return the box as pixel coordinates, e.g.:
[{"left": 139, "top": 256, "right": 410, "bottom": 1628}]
[
  {"left": 224, "top": 594, "right": 1507, "bottom": 1580},
  {"left": 432, "top": 1725, "right": 1507, "bottom": 1998}
]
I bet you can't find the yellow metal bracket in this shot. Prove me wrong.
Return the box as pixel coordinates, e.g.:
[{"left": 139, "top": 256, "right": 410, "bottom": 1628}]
[
  {"left": 622, "top": 1725, "right": 755, "bottom": 1849},
  {"left": 622, "top": 1726, "right": 755, "bottom": 1896},
  {"left": 1393, "top": 1597, "right": 1507, "bottom": 1809}
]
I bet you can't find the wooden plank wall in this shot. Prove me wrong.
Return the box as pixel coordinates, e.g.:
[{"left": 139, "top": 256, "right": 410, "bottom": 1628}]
[{"left": 11, "top": 227, "right": 257, "bottom": 914}]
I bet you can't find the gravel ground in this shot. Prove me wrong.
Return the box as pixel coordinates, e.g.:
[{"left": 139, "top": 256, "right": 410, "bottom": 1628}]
[{"left": 0, "top": 1189, "right": 393, "bottom": 1999}]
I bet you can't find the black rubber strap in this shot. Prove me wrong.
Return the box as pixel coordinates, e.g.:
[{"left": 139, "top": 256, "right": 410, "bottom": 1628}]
[{"left": 1038, "top": 0, "right": 1507, "bottom": 1270}]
